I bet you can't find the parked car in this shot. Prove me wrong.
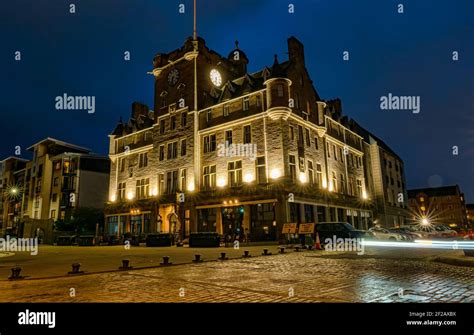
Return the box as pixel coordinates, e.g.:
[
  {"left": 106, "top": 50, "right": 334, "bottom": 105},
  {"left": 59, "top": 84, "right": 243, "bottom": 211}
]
[
  {"left": 433, "top": 225, "right": 457, "bottom": 238},
  {"left": 368, "top": 226, "right": 403, "bottom": 241},
  {"left": 315, "top": 222, "right": 367, "bottom": 243},
  {"left": 401, "top": 225, "right": 438, "bottom": 239},
  {"left": 389, "top": 227, "right": 421, "bottom": 241}
]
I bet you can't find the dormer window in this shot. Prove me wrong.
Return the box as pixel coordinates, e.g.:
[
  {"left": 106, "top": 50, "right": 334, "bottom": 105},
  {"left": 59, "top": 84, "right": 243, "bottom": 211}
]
[
  {"left": 223, "top": 104, "right": 230, "bottom": 117},
  {"left": 243, "top": 97, "right": 250, "bottom": 111}
]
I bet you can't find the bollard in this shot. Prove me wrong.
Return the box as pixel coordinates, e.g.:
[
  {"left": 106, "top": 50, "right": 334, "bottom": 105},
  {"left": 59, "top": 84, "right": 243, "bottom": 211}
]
[
  {"left": 8, "top": 267, "right": 24, "bottom": 280},
  {"left": 242, "top": 250, "right": 251, "bottom": 258},
  {"left": 68, "top": 263, "right": 84, "bottom": 275},
  {"left": 160, "top": 256, "right": 172, "bottom": 266},
  {"left": 193, "top": 254, "right": 203, "bottom": 263},
  {"left": 262, "top": 248, "right": 272, "bottom": 256},
  {"left": 307, "top": 245, "right": 313, "bottom": 251},
  {"left": 294, "top": 246, "right": 300, "bottom": 252},
  {"left": 279, "top": 247, "right": 285, "bottom": 254},
  {"left": 119, "top": 259, "right": 133, "bottom": 270},
  {"left": 218, "top": 252, "right": 228, "bottom": 260}
]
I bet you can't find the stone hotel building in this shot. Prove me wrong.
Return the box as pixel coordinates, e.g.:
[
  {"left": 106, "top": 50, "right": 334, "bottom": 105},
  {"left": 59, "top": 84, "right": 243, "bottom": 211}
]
[{"left": 105, "top": 36, "right": 407, "bottom": 241}]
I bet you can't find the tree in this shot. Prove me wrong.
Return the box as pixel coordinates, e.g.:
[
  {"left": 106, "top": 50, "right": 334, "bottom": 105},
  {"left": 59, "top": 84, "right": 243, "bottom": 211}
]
[{"left": 54, "top": 207, "right": 104, "bottom": 234}]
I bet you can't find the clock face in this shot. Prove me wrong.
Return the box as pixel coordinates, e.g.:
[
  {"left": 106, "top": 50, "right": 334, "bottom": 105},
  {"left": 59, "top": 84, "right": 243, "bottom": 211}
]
[
  {"left": 210, "top": 69, "right": 222, "bottom": 87},
  {"left": 167, "top": 69, "right": 179, "bottom": 86}
]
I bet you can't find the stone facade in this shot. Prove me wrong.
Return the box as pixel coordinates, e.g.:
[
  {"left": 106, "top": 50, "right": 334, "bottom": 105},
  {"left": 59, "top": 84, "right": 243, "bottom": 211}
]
[{"left": 105, "top": 36, "right": 408, "bottom": 242}]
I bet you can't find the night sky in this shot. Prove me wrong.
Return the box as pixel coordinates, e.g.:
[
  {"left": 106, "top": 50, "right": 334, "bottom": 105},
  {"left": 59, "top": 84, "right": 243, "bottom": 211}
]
[{"left": 1, "top": 1, "right": 472, "bottom": 201}]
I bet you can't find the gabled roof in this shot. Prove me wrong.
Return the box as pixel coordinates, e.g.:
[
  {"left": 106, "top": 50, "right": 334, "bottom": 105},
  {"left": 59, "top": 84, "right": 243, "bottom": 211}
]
[
  {"left": 27, "top": 137, "right": 91, "bottom": 153},
  {"left": 0, "top": 156, "right": 30, "bottom": 163}
]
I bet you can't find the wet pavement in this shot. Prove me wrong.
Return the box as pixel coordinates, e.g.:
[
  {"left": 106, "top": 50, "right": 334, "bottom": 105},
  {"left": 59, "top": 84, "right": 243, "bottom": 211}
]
[{"left": 0, "top": 248, "right": 472, "bottom": 303}]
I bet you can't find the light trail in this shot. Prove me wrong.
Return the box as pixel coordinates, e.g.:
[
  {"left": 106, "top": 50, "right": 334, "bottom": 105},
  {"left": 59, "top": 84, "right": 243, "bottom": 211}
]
[{"left": 360, "top": 239, "right": 474, "bottom": 250}]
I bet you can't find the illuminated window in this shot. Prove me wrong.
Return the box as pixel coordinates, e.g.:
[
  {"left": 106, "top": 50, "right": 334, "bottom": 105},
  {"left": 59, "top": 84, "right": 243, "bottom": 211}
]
[
  {"left": 159, "top": 145, "right": 165, "bottom": 161},
  {"left": 243, "top": 125, "right": 251, "bottom": 144},
  {"left": 138, "top": 152, "right": 148, "bottom": 168},
  {"left": 181, "top": 112, "right": 187, "bottom": 127},
  {"left": 243, "top": 97, "right": 250, "bottom": 111},
  {"left": 118, "top": 182, "right": 126, "bottom": 200},
  {"left": 289, "top": 126, "right": 294, "bottom": 141},
  {"left": 159, "top": 119, "right": 166, "bottom": 134},
  {"left": 223, "top": 104, "right": 230, "bottom": 117},
  {"left": 308, "top": 160, "right": 314, "bottom": 185},
  {"left": 203, "top": 165, "right": 216, "bottom": 190},
  {"left": 356, "top": 179, "right": 363, "bottom": 197},
  {"left": 167, "top": 142, "right": 178, "bottom": 159},
  {"left": 180, "top": 169, "right": 187, "bottom": 192},
  {"left": 228, "top": 161, "right": 242, "bottom": 187},
  {"left": 166, "top": 171, "right": 178, "bottom": 195},
  {"left": 225, "top": 130, "right": 233, "bottom": 145},
  {"left": 203, "top": 134, "right": 216, "bottom": 153},
  {"left": 289, "top": 155, "right": 296, "bottom": 182},
  {"left": 170, "top": 115, "right": 177, "bottom": 130},
  {"left": 136, "top": 178, "right": 150, "bottom": 199},
  {"left": 181, "top": 139, "right": 186, "bottom": 156},
  {"left": 316, "top": 164, "right": 323, "bottom": 187},
  {"left": 158, "top": 174, "right": 164, "bottom": 195},
  {"left": 256, "top": 156, "right": 266, "bottom": 184}
]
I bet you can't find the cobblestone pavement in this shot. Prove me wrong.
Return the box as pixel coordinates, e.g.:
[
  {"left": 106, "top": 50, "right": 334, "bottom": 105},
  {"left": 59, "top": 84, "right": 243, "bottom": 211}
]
[{"left": 0, "top": 250, "right": 472, "bottom": 303}]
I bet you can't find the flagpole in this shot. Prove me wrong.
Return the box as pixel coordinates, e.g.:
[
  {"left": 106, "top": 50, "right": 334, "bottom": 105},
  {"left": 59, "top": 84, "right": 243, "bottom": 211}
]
[{"left": 193, "top": 0, "right": 197, "bottom": 41}]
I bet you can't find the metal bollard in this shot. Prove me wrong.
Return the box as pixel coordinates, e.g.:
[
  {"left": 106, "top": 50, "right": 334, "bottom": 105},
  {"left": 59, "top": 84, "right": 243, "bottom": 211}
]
[
  {"left": 8, "top": 267, "right": 23, "bottom": 280},
  {"left": 279, "top": 247, "right": 285, "bottom": 254},
  {"left": 193, "top": 254, "right": 203, "bottom": 263},
  {"left": 160, "top": 256, "right": 172, "bottom": 266},
  {"left": 119, "top": 259, "right": 133, "bottom": 270},
  {"left": 295, "top": 246, "right": 300, "bottom": 252},
  {"left": 262, "top": 248, "right": 272, "bottom": 256},
  {"left": 218, "top": 252, "right": 228, "bottom": 260},
  {"left": 68, "top": 263, "right": 84, "bottom": 275},
  {"left": 242, "top": 250, "right": 251, "bottom": 258}
]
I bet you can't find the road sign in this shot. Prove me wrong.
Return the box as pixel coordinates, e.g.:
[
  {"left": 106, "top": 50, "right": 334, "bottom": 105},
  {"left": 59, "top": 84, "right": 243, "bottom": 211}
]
[
  {"left": 298, "top": 223, "right": 315, "bottom": 234},
  {"left": 282, "top": 223, "right": 297, "bottom": 234}
]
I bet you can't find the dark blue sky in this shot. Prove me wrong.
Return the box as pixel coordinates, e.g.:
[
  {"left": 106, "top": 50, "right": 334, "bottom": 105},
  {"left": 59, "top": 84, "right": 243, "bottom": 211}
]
[{"left": 1, "top": 0, "right": 472, "bottom": 201}]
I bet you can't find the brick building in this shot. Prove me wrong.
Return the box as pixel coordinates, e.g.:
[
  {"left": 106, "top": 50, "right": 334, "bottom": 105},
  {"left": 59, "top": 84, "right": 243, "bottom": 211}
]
[
  {"left": 466, "top": 204, "right": 474, "bottom": 230},
  {"left": 408, "top": 185, "right": 469, "bottom": 231},
  {"left": 105, "top": 36, "right": 406, "bottom": 241}
]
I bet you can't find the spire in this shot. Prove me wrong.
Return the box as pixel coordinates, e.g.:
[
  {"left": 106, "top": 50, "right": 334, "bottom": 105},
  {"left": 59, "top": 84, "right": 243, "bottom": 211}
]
[
  {"left": 273, "top": 54, "right": 279, "bottom": 65},
  {"left": 235, "top": 40, "right": 239, "bottom": 49}
]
